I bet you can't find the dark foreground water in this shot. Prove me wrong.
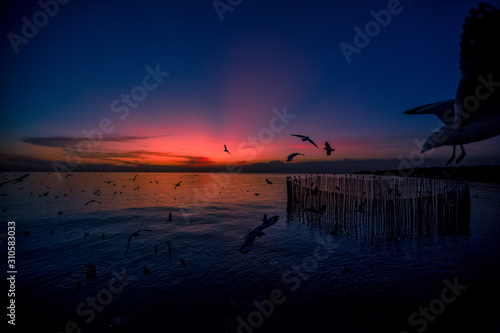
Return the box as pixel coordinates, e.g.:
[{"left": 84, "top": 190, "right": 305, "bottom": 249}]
[{"left": 1, "top": 172, "right": 500, "bottom": 333}]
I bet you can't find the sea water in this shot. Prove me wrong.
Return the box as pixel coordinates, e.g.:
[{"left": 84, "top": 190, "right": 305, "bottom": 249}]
[{"left": 1, "top": 172, "right": 499, "bottom": 332}]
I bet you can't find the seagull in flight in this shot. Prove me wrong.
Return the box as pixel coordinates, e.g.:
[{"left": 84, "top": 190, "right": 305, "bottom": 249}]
[
  {"left": 125, "top": 229, "right": 153, "bottom": 255},
  {"left": 239, "top": 214, "right": 279, "bottom": 253},
  {"left": 129, "top": 174, "right": 139, "bottom": 181},
  {"left": 224, "top": 145, "right": 231, "bottom": 155},
  {"left": 324, "top": 142, "right": 335, "bottom": 156},
  {"left": 0, "top": 174, "right": 29, "bottom": 188},
  {"left": 290, "top": 134, "right": 319, "bottom": 148},
  {"left": 286, "top": 153, "right": 304, "bottom": 162},
  {"left": 404, "top": 3, "right": 500, "bottom": 165},
  {"left": 84, "top": 199, "right": 102, "bottom": 206},
  {"left": 174, "top": 180, "right": 182, "bottom": 189}
]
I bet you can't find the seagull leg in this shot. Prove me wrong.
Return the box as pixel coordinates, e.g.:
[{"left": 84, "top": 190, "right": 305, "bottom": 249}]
[
  {"left": 455, "top": 144, "right": 466, "bottom": 164},
  {"left": 446, "top": 145, "right": 456, "bottom": 166}
]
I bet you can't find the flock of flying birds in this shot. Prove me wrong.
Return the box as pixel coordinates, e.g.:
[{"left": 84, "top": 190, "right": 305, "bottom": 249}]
[
  {"left": 0, "top": 172, "right": 192, "bottom": 278},
  {"left": 224, "top": 133, "right": 335, "bottom": 162},
  {"left": 1, "top": 166, "right": 282, "bottom": 283}
]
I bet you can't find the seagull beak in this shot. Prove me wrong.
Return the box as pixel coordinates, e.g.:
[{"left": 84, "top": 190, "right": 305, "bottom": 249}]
[{"left": 421, "top": 136, "right": 437, "bottom": 153}]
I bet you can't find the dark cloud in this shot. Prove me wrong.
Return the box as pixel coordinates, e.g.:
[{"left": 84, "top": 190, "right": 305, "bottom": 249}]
[
  {"left": 65, "top": 149, "right": 214, "bottom": 166},
  {"left": 21, "top": 136, "right": 162, "bottom": 148}
]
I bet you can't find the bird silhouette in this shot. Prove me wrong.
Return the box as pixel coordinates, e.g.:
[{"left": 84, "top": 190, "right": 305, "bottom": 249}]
[
  {"left": 129, "top": 174, "right": 139, "bottom": 181},
  {"left": 167, "top": 241, "right": 172, "bottom": 256},
  {"left": 324, "top": 141, "right": 335, "bottom": 156},
  {"left": 266, "top": 178, "right": 273, "bottom": 184},
  {"left": 286, "top": 153, "right": 304, "bottom": 162},
  {"left": 290, "top": 134, "right": 319, "bottom": 148},
  {"left": 86, "top": 262, "right": 97, "bottom": 280},
  {"left": 404, "top": 4, "right": 500, "bottom": 165},
  {"left": 342, "top": 266, "right": 352, "bottom": 274},
  {"left": 174, "top": 180, "right": 182, "bottom": 190},
  {"left": 224, "top": 144, "right": 231, "bottom": 155},
  {"left": 84, "top": 199, "right": 102, "bottom": 206},
  {"left": 240, "top": 214, "right": 279, "bottom": 253},
  {"left": 125, "top": 229, "right": 153, "bottom": 255},
  {"left": 0, "top": 174, "right": 29, "bottom": 188}
]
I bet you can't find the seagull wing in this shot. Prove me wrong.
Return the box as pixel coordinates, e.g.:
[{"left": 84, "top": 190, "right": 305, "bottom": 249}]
[
  {"left": 125, "top": 235, "right": 134, "bottom": 255},
  {"left": 307, "top": 137, "right": 319, "bottom": 148},
  {"left": 456, "top": 3, "right": 500, "bottom": 125},
  {"left": 404, "top": 99, "right": 456, "bottom": 124},
  {"left": 460, "top": 3, "right": 500, "bottom": 79},
  {"left": 290, "top": 134, "right": 306, "bottom": 139},
  {"left": 325, "top": 142, "right": 331, "bottom": 150},
  {"left": 240, "top": 234, "right": 256, "bottom": 253},
  {"left": 125, "top": 230, "right": 152, "bottom": 255}
]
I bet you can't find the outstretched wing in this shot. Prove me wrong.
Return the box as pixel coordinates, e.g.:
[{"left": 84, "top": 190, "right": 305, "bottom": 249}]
[
  {"left": 460, "top": 3, "right": 500, "bottom": 78},
  {"left": 290, "top": 134, "right": 305, "bottom": 139},
  {"left": 404, "top": 99, "right": 456, "bottom": 124},
  {"left": 125, "top": 235, "right": 133, "bottom": 255},
  {"left": 307, "top": 138, "right": 319, "bottom": 148},
  {"left": 325, "top": 141, "right": 331, "bottom": 150}
]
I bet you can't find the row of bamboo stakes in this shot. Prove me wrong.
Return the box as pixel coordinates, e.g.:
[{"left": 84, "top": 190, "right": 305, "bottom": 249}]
[{"left": 286, "top": 174, "right": 470, "bottom": 240}]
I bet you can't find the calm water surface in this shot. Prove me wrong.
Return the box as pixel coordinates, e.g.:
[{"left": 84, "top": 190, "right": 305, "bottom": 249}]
[{"left": 1, "top": 172, "right": 499, "bottom": 332}]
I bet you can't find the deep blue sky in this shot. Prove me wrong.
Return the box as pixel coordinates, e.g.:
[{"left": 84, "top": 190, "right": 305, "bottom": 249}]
[{"left": 1, "top": 0, "right": 499, "bottom": 171}]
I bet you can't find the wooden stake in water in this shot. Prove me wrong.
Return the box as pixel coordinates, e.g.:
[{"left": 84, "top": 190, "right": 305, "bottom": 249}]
[{"left": 286, "top": 174, "right": 470, "bottom": 240}]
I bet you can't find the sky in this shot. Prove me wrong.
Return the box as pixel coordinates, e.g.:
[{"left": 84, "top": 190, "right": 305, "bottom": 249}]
[{"left": 1, "top": 0, "right": 499, "bottom": 172}]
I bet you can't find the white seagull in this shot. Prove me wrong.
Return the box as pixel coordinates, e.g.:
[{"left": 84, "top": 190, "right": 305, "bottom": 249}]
[
  {"left": 404, "top": 3, "right": 500, "bottom": 165},
  {"left": 324, "top": 141, "right": 335, "bottom": 156},
  {"left": 290, "top": 134, "right": 319, "bottom": 148},
  {"left": 286, "top": 153, "right": 304, "bottom": 162}
]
